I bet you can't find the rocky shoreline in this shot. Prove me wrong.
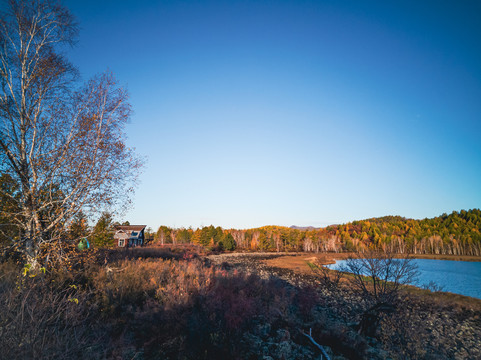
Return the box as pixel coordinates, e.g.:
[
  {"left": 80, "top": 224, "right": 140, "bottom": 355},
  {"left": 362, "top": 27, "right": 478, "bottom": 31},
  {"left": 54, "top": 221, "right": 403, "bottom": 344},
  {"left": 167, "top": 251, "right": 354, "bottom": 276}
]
[{"left": 207, "top": 252, "right": 481, "bottom": 359}]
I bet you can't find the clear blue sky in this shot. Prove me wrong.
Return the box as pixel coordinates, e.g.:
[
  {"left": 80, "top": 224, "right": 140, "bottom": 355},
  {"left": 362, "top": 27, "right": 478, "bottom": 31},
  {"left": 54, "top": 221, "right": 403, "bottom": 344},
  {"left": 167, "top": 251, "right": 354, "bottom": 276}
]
[{"left": 65, "top": 0, "right": 481, "bottom": 230}]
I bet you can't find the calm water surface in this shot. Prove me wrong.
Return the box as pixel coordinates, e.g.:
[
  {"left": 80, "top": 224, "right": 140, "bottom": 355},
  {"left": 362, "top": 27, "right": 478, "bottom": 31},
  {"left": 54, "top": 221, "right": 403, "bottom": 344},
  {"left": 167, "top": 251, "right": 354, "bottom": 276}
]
[{"left": 327, "top": 259, "right": 481, "bottom": 299}]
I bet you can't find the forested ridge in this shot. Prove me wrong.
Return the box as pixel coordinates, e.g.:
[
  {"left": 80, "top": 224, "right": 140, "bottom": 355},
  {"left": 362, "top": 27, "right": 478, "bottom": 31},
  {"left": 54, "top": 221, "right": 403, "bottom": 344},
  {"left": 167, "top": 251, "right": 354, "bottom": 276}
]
[{"left": 154, "top": 209, "right": 481, "bottom": 256}]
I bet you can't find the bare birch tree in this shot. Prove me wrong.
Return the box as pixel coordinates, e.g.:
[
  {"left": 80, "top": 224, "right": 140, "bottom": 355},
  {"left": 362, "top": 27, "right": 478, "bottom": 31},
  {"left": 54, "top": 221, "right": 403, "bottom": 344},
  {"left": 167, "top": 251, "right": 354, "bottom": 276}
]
[{"left": 0, "top": 0, "right": 142, "bottom": 266}]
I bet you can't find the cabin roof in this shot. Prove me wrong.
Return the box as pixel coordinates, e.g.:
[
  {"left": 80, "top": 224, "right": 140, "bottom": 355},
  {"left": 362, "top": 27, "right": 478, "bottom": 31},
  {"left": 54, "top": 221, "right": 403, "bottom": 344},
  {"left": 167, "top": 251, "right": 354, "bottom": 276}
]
[{"left": 115, "top": 225, "right": 146, "bottom": 231}]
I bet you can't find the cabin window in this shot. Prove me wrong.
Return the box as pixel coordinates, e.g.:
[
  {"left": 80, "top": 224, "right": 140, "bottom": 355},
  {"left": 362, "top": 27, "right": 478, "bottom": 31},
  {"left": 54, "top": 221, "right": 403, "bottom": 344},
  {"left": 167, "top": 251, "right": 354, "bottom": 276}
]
[{"left": 119, "top": 239, "right": 124, "bottom": 247}]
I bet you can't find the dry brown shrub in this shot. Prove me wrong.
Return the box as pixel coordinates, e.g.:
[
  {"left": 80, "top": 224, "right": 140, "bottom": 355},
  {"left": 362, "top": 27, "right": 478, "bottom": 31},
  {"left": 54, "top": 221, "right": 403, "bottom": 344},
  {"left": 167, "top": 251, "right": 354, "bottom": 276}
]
[
  {"left": 0, "top": 263, "right": 98, "bottom": 359},
  {"left": 93, "top": 257, "right": 214, "bottom": 314}
]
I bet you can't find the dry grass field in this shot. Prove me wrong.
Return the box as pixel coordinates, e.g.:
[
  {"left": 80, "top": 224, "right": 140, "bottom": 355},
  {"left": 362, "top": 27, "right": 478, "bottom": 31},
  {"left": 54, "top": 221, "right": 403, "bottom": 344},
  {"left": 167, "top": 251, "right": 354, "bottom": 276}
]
[{"left": 263, "top": 252, "right": 481, "bottom": 275}]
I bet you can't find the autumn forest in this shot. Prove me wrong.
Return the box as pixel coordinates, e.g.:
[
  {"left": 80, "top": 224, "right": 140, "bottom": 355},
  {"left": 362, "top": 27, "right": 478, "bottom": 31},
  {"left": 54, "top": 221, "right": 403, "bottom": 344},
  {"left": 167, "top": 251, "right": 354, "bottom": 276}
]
[{"left": 147, "top": 209, "right": 481, "bottom": 256}]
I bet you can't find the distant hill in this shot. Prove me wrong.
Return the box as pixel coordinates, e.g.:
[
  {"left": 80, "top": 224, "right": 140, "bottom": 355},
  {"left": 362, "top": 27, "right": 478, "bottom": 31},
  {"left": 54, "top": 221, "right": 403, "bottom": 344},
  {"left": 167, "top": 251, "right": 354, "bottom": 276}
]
[{"left": 257, "top": 209, "right": 481, "bottom": 255}]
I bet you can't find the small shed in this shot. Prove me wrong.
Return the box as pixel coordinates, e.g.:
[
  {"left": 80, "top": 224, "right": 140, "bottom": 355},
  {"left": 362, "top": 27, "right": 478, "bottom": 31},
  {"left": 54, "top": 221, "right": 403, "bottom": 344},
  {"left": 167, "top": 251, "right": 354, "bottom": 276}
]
[{"left": 114, "top": 225, "right": 146, "bottom": 248}]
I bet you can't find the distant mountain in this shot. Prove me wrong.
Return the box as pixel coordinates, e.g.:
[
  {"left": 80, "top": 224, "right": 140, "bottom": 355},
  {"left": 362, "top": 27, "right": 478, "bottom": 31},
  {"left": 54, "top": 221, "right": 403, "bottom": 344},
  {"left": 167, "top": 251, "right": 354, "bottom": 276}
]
[{"left": 290, "top": 225, "right": 319, "bottom": 231}]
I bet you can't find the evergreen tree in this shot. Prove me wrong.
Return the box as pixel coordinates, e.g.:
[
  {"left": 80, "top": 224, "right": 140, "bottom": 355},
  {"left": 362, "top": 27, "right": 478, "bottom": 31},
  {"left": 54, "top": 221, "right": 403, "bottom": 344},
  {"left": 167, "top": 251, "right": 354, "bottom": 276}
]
[
  {"left": 92, "top": 212, "right": 114, "bottom": 248},
  {"left": 222, "top": 233, "right": 236, "bottom": 251}
]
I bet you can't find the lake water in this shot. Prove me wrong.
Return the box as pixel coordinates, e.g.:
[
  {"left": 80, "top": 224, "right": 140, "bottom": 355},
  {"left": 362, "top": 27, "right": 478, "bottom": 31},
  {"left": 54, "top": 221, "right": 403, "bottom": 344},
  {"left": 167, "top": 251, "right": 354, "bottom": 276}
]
[{"left": 326, "top": 258, "right": 481, "bottom": 299}]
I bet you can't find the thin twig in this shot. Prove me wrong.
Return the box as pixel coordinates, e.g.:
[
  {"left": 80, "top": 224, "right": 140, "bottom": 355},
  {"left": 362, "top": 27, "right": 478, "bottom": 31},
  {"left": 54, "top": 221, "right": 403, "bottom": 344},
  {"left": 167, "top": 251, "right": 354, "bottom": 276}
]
[{"left": 300, "top": 328, "right": 331, "bottom": 360}]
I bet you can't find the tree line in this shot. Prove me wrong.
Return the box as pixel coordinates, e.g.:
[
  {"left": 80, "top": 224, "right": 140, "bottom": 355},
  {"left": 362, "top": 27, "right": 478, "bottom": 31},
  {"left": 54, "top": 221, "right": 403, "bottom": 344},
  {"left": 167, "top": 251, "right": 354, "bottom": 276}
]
[
  {"left": 151, "top": 209, "right": 481, "bottom": 256},
  {"left": 3, "top": 195, "right": 480, "bottom": 256}
]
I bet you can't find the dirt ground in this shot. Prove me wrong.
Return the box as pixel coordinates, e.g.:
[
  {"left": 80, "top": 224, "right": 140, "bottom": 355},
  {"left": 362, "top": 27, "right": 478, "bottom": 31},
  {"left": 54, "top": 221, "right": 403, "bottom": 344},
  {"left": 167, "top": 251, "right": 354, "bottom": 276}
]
[{"left": 262, "top": 253, "right": 350, "bottom": 274}]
